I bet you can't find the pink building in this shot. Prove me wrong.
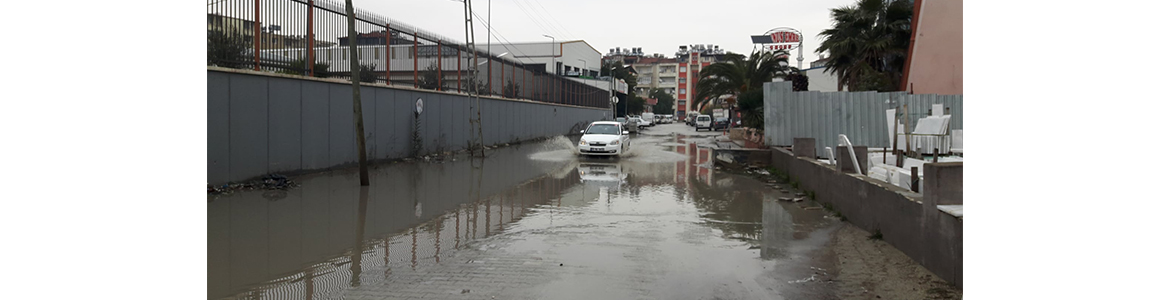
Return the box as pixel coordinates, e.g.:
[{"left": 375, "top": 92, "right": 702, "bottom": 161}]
[{"left": 901, "top": 0, "right": 963, "bottom": 95}]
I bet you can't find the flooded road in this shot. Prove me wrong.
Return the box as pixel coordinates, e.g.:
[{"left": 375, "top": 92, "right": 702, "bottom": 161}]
[{"left": 208, "top": 124, "right": 951, "bottom": 300}]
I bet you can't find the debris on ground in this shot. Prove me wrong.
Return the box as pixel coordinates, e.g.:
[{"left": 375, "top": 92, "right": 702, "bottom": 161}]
[{"left": 208, "top": 174, "right": 299, "bottom": 196}]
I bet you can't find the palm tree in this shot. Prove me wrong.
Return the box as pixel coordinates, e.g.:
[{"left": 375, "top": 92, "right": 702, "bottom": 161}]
[
  {"left": 816, "top": 0, "right": 913, "bottom": 92},
  {"left": 691, "top": 50, "right": 797, "bottom": 112}
]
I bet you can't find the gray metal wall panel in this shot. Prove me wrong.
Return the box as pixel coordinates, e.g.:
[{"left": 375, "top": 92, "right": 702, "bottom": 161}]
[
  {"left": 438, "top": 95, "right": 452, "bottom": 152},
  {"left": 360, "top": 86, "right": 377, "bottom": 157},
  {"left": 228, "top": 75, "right": 268, "bottom": 182},
  {"left": 328, "top": 84, "right": 356, "bottom": 165},
  {"left": 424, "top": 91, "right": 442, "bottom": 152},
  {"left": 268, "top": 79, "right": 303, "bottom": 173},
  {"left": 392, "top": 88, "right": 413, "bottom": 158},
  {"left": 373, "top": 88, "right": 396, "bottom": 160},
  {"left": 208, "top": 70, "right": 607, "bottom": 184},
  {"left": 301, "top": 81, "right": 330, "bottom": 170},
  {"left": 208, "top": 72, "right": 231, "bottom": 184}
]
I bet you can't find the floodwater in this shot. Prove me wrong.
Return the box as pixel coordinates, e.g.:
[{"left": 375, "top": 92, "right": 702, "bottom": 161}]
[{"left": 208, "top": 124, "right": 841, "bottom": 299}]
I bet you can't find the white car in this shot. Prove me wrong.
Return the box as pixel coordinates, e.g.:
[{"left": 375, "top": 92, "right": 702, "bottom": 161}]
[
  {"left": 631, "top": 116, "right": 652, "bottom": 128},
  {"left": 578, "top": 121, "right": 631, "bottom": 156},
  {"left": 695, "top": 115, "right": 712, "bottom": 131}
]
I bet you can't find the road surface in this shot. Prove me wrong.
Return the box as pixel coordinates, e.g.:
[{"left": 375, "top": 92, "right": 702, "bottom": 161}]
[{"left": 208, "top": 123, "right": 960, "bottom": 300}]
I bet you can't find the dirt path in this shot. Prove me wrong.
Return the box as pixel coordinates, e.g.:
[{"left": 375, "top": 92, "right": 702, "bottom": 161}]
[{"left": 826, "top": 225, "right": 962, "bottom": 300}]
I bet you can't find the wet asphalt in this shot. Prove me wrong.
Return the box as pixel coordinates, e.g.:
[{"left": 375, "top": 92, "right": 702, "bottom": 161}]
[{"left": 208, "top": 123, "right": 843, "bottom": 300}]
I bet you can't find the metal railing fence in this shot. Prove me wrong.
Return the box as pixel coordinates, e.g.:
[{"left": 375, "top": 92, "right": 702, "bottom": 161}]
[{"left": 207, "top": 0, "right": 608, "bottom": 109}]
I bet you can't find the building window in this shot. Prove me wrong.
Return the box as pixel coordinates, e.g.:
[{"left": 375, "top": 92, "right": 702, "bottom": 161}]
[
  {"left": 679, "top": 78, "right": 685, "bottom": 83},
  {"left": 680, "top": 88, "right": 686, "bottom": 94},
  {"left": 680, "top": 66, "right": 687, "bottom": 72}
]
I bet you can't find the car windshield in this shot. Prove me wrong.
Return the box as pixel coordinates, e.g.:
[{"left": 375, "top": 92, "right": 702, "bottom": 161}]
[
  {"left": 697, "top": 117, "right": 710, "bottom": 121},
  {"left": 616, "top": 118, "right": 626, "bottom": 122},
  {"left": 716, "top": 118, "right": 728, "bottom": 122},
  {"left": 584, "top": 124, "right": 620, "bottom": 135}
]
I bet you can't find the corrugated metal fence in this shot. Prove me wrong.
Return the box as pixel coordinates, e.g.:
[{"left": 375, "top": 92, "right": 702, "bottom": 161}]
[{"left": 763, "top": 81, "right": 963, "bottom": 158}]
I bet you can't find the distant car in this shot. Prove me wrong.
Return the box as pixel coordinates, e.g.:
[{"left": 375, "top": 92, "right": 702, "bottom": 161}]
[
  {"left": 631, "top": 116, "right": 652, "bottom": 128},
  {"left": 578, "top": 121, "right": 631, "bottom": 156},
  {"left": 641, "top": 112, "right": 656, "bottom": 127},
  {"left": 712, "top": 117, "right": 730, "bottom": 131},
  {"left": 694, "top": 115, "right": 712, "bottom": 131},
  {"left": 615, "top": 117, "right": 638, "bottom": 133},
  {"left": 687, "top": 113, "right": 699, "bottom": 126}
]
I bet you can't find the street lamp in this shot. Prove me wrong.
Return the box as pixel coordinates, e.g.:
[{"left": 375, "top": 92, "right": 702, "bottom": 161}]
[{"left": 542, "top": 35, "right": 555, "bottom": 75}]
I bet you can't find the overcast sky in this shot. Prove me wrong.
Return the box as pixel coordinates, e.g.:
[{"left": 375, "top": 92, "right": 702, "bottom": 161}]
[{"left": 352, "top": 0, "right": 856, "bottom": 68}]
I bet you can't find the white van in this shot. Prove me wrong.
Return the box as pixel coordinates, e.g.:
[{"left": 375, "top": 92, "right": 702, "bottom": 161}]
[
  {"left": 641, "top": 112, "right": 656, "bottom": 127},
  {"left": 694, "top": 115, "right": 712, "bottom": 131}
]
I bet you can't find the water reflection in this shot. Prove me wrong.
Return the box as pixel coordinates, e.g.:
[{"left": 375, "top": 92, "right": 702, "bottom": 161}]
[
  {"left": 208, "top": 142, "right": 581, "bottom": 299},
  {"left": 208, "top": 133, "right": 834, "bottom": 299}
]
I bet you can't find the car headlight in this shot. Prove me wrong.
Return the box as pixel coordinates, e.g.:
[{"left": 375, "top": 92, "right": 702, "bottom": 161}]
[
  {"left": 579, "top": 140, "right": 587, "bottom": 145},
  {"left": 609, "top": 140, "right": 620, "bottom": 145}
]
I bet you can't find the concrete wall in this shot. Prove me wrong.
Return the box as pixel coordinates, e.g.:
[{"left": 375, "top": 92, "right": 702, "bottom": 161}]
[
  {"left": 903, "top": 0, "right": 963, "bottom": 95},
  {"left": 769, "top": 147, "right": 962, "bottom": 287},
  {"left": 208, "top": 68, "right": 609, "bottom": 185}
]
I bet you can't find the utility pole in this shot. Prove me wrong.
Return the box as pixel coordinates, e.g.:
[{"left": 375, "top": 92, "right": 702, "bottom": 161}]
[
  {"left": 463, "top": 0, "right": 485, "bottom": 157},
  {"left": 344, "top": 0, "right": 370, "bottom": 186}
]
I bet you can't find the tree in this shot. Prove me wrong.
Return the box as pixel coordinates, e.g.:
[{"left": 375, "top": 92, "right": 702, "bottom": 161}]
[
  {"left": 282, "top": 58, "right": 331, "bottom": 78},
  {"left": 816, "top": 0, "right": 913, "bottom": 92},
  {"left": 736, "top": 89, "right": 765, "bottom": 130},
  {"left": 359, "top": 64, "right": 378, "bottom": 83},
  {"left": 650, "top": 88, "right": 675, "bottom": 115},
  {"left": 601, "top": 61, "right": 637, "bottom": 94},
  {"left": 627, "top": 94, "right": 647, "bottom": 115},
  {"left": 692, "top": 50, "right": 798, "bottom": 111},
  {"left": 418, "top": 63, "right": 442, "bottom": 90},
  {"left": 207, "top": 29, "right": 248, "bottom": 68},
  {"left": 502, "top": 80, "right": 521, "bottom": 98}
]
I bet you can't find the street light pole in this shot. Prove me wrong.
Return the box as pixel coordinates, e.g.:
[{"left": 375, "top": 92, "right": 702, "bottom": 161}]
[{"left": 542, "top": 34, "right": 555, "bottom": 102}]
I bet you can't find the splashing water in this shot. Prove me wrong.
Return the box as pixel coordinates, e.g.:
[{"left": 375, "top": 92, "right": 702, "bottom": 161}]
[{"left": 528, "top": 136, "right": 579, "bottom": 162}]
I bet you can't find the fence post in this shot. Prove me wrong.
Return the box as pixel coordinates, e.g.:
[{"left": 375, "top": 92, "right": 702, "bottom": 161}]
[
  {"left": 511, "top": 63, "right": 516, "bottom": 98},
  {"left": 307, "top": 0, "right": 315, "bottom": 77},
  {"left": 488, "top": 56, "right": 492, "bottom": 95},
  {"left": 253, "top": 0, "right": 260, "bottom": 71},
  {"left": 457, "top": 47, "right": 462, "bottom": 92},
  {"left": 384, "top": 25, "right": 391, "bottom": 85},
  {"left": 418, "top": 33, "right": 423, "bottom": 89},
  {"left": 437, "top": 41, "right": 443, "bottom": 91}
]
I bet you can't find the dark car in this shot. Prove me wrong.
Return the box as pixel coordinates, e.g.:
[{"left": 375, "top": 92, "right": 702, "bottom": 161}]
[{"left": 712, "top": 117, "right": 730, "bottom": 131}]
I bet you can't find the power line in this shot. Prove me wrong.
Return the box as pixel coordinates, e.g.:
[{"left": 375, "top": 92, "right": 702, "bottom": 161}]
[
  {"left": 516, "top": 0, "right": 567, "bottom": 38},
  {"left": 526, "top": 0, "right": 575, "bottom": 39},
  {"left": 509, "top": 0, "right": 554, "bottom": 37},
  {"left": 470, "top": 11, "right": 533, "bottom": 62}
]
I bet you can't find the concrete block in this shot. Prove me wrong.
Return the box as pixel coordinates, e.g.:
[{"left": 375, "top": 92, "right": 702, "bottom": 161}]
[
  {"left": 835, "top": 146, "right": 868, "bottom": 174},
  {"left": 923, "top": 162, "right": 963, "bottom": 206},
  {"left": 793, "top": 138, "right": 816, "bottom": 158}
]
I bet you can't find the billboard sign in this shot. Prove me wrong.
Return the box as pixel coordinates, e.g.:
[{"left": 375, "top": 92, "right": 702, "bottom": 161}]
[
  {"left": 751, "top": 27, "right": 802, "bottom": 55},
  {"left": 614, "top": 80, "right": 628, "bottom": 94},
  {"left": 713, "top": 109, "right": 727, "bottom": 118}
]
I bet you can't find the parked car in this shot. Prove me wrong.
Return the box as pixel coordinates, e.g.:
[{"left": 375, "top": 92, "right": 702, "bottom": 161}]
[
  {"left": 694, "top": 115, "right": 712, "bottom": 131},
  {"left": 577, "top": 121, "right": 631, "bottom": 156},
  {"left": 712, "top": 117, "right": 730, "bottom": 131},
  {"left": 631, "top": 116, "right": 652, "bottom": 128},
  {"left": 641, "top": 112, "right": 656, "bottom": 127},
  {"left": 615, "top": 117, "right": 638, "bottom": 133},
  {"left": 686, "top": 112, "right": 699, "bottom": 126}
]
